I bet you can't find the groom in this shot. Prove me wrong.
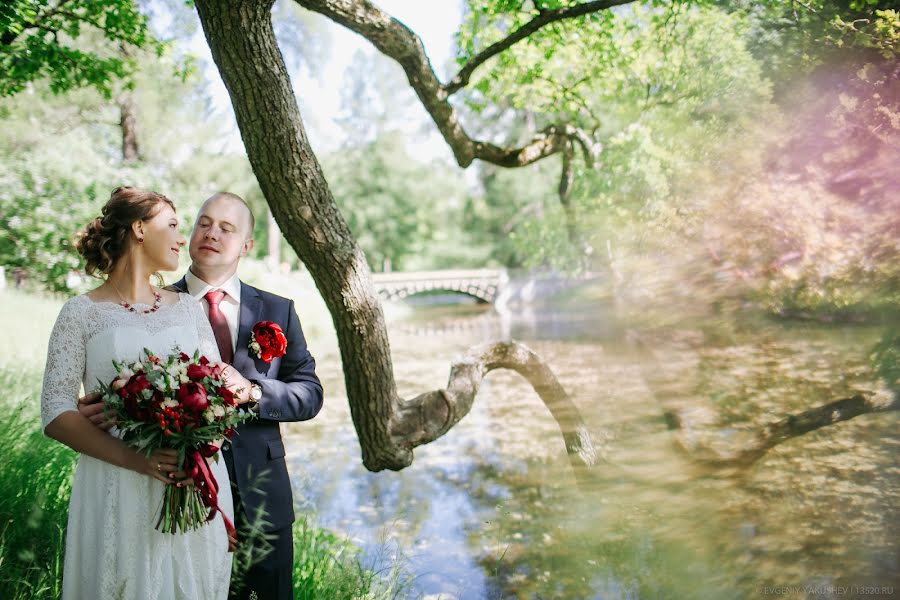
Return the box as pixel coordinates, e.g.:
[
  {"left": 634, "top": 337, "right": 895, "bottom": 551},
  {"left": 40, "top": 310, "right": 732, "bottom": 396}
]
[
  {"left": 81, "top": 191, "right": 323, "bottom": 600},
  {"left": 173, "top": 192, "right": 323, "bottom": 600}
]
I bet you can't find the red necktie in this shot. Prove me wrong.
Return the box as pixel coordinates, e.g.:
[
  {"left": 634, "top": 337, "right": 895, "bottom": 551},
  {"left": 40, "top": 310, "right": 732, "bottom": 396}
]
[{"left": 204, "top": 290, "right": 234, "bottom": 364}]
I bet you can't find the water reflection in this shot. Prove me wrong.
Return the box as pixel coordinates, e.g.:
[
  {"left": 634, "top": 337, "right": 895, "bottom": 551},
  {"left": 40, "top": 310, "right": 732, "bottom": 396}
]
[
  {"left": 395, "top": 302, "right": 621, "bottom": 343},
  {"left": 284, "top": 304, "right": 899, "bottom": 599}
]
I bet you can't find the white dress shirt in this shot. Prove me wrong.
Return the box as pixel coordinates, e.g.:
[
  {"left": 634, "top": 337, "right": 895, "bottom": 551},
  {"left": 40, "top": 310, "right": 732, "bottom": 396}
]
[{"left": 184, "top": 269, "right": 242, "bottom": 355}]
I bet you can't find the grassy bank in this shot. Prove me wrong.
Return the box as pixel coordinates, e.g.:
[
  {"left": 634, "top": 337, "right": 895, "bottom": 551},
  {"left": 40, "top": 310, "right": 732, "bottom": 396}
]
[
  {"left": 0, "top": 287, "right": 405, "bottom": 599},
  {"left": 0, "top": 367, "right": 72, "bottom": 599}
]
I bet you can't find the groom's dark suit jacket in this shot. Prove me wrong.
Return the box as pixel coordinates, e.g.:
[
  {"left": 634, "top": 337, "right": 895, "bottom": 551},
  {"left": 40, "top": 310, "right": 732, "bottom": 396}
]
[{"left": 172, "top": 277, "right": 323, "bottom": 531}]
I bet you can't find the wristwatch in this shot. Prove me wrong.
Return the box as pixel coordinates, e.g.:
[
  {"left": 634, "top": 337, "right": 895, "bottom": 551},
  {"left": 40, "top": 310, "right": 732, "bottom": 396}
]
[{"left": 247, "top": 382, "right": 262, "bottom": 413}]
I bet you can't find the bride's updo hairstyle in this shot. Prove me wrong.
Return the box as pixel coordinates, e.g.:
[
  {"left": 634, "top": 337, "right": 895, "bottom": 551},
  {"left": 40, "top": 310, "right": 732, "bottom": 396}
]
[{"left": 76, "top": 186, "right": 175, "bottom": 277}]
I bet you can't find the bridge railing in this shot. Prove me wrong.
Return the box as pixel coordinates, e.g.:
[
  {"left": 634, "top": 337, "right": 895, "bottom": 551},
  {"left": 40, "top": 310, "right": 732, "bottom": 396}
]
[{"left": 369, "top": 269, "right": 507, "bottom": 283}]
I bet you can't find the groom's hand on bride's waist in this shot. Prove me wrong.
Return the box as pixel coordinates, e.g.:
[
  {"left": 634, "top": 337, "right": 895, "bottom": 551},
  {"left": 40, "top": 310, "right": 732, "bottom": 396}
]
[{"left": 77, "top": 391, "right": 117, "bottom": 431}]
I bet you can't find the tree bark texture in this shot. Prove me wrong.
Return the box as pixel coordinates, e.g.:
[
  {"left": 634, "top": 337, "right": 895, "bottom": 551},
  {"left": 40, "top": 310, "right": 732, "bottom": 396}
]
[
  {"left": 193, "top": 0, "right": 598, "bottom": 474},
  {"left": 118, "top": 90, "right": 140, "bottom": 162},
  {"left": 391, "top": 342, "right": 599, "bottom": 472}
]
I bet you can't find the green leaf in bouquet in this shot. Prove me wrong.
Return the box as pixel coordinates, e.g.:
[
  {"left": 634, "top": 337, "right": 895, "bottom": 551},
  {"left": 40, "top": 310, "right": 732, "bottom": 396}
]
[
  {"left": 145, "top": 368, "right": 166, "bottom": 389},
  {"left": 132, "top": 435, "right": 156, "bottom": 454}
]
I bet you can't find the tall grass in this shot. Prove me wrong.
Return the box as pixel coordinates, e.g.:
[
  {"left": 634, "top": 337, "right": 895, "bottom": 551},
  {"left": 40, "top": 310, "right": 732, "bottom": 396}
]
[
  {"left": 0, "top": 367, "right": 73, "bottom": 600},
  {"left": 0, "top": 288, "right": 409, "bottom": 600},
  {"left": 293, "top": 518, "right": 409, "bottom": 600}
]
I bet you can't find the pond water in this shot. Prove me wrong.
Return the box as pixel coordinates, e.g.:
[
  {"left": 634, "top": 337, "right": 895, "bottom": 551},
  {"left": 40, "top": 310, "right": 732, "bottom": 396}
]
[{"left": 282, "top": 302, "right": 899, "bottom": 599}]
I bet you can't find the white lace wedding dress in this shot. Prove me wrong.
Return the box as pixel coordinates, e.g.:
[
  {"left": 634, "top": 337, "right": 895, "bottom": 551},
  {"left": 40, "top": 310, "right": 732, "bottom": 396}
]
[{"left": 40, "top": 293, "right": 233, "bottom": 600}]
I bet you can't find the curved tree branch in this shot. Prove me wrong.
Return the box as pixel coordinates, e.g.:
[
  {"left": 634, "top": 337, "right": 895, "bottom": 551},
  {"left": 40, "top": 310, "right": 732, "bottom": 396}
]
[
  {"left": 556, "top": 132, "right": 601, "bottom": 255},
  {"left": 666, "top": 391, "right": 899, "bottom": 468},
  {"left": 292, "top": 0, "right": 609, "bottom": 169},
  {"left": 390, "top": 341, "right": 598, "bottom": 472},
  {"left": 633, "top": 330, "right": 900, "bottom": 469},
  {"left": 445, "top": 0, "right": 632, "bottom": 95}
]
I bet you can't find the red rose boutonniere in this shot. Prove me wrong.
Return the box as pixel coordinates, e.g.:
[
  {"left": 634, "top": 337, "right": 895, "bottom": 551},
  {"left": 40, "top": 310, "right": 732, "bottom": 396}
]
[{"left": 249, "top": 321, "right": 287, "bottom": 363}]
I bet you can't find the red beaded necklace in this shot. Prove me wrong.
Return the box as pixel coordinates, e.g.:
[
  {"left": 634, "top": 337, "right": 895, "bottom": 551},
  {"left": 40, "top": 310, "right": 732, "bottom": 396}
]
[
  {"left": 120, "top": 291, "right": 162, "bottom": 314},
  {"left": 111, "top": 281, "right": 162, "bottom": 314}
]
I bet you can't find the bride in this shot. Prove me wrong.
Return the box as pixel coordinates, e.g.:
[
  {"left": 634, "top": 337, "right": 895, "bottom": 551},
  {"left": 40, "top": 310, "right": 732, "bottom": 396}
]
[{"left": 41, "top": 186, "right": 233, "bottom": 599}]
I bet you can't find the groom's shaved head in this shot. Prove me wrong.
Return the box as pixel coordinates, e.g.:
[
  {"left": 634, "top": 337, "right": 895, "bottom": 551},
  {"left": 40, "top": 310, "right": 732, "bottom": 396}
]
[{"left": 202, "top": 192, "right": 255, "bottom": 236}]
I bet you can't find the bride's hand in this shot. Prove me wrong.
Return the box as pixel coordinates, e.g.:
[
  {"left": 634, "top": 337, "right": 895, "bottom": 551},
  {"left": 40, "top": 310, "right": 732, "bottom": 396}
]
[
  {"left": 172, "top": 440, "right": 223, "bottom": 488},
  {"left": 136, "top": 448, "right": 180, "bottom": 484}
]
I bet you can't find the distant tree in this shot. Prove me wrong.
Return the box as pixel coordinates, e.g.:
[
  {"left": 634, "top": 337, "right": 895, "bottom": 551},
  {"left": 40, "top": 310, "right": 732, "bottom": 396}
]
[{"left": 322, "top": 132, "right": 474, "bottom": 272}]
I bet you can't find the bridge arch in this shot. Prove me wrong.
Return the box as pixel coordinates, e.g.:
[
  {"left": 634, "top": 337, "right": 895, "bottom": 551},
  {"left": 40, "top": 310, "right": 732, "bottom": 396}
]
[{"left": 371, "top": 269, "right": 507, "bottom": 305}]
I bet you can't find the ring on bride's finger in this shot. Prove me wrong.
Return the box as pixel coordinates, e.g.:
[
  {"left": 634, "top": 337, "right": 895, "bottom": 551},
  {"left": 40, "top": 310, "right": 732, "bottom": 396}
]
[{"left": 156, "top": 462, "right": 161, "bottom": 471}]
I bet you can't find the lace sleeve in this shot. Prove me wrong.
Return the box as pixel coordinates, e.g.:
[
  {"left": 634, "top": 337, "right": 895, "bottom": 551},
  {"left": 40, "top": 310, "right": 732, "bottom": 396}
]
[
  {"left": 40, "top": 298, "right": 86, "bottom": 431},
  {"left": 185, "top": 295, "right": 222, "bottom": 363}
]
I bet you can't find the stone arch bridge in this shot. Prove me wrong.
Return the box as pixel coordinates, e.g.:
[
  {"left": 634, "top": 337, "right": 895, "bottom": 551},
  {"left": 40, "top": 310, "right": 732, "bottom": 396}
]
[{"left": 370, "top": 269, "right": 508, "bottom": 304}]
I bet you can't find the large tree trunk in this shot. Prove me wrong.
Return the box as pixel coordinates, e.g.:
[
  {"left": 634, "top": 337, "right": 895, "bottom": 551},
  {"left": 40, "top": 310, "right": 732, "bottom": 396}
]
[
  {"left": 118, "top": 90, "right": 140, "bottom": 162},
  {"left": 117, "top": 43, "right": 140, "bottom": 163},
  {"left": 192, "top": 0, "right": 598, "bottom": 474}
]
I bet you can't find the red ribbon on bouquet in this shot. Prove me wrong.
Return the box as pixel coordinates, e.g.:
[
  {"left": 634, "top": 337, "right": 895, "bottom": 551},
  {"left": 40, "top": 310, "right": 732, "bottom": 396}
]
[{"left": 186, "top": 447, "right": 236, "bottom": 551}]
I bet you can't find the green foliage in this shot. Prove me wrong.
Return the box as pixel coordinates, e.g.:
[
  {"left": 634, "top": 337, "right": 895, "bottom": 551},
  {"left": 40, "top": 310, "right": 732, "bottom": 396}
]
[
  {"left": 0, "top": 367, "right": 76, "bottom": 600},
  {"left": 723, "top": 1, "right": 900, "bottom": 77},
  {"left": 457, "top": 1, "right": 898, "bottom": 82},
  {"left": 459, "top": 1, "right": 621, "bottom": 125},
  {"left": 498, "top": 6, "right": 775, "bottom": 256},
  {"left": 322, "top": 132, "right": 485, "bottom": 272},
  {"left": 468, "top": 158, "right": 563, "bottom": 269},
  {"left": 0, "top": 0, "right": 164, "bottom": 97},
  {"left": 2, "top": 0, "right": 896, "bottom": 321},
  {"left": 461, "top": 3, "right": 774, "bottom": 132},
  {"left": 456, "top": 1, "right": 898, "bottom": 319},
  {"left": 0, "top": 162, "right": 102, "bottom": 293}
]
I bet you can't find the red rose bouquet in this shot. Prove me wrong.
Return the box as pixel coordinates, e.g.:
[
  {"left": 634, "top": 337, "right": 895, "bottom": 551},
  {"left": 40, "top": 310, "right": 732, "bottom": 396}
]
[
  {"left": 248, "top": 321, "right": 287, "bottom": 363},
  {"left": 98, "top": 349, "right": 254, "bottom": 538}
]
